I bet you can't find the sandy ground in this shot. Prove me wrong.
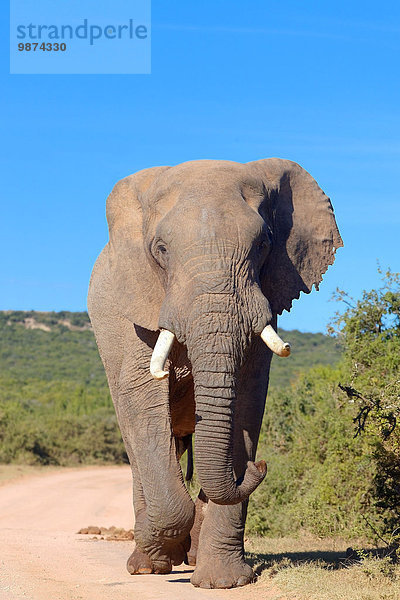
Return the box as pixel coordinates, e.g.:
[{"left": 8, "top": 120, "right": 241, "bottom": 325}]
[{"left": 0, "top": 466, "right": 282, "bottom": 600}]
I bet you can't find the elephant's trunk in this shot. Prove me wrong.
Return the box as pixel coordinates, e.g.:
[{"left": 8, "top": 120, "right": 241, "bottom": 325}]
[
  {"left": 186, "top": 294, "right": 267, "bottom": 505},
  {"left": 193, "top": 368, "right": 267, "bottom": 505}
]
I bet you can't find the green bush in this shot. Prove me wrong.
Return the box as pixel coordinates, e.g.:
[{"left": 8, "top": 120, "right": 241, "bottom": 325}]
[
  {"left": 0, "top": 314, "right": 126, "bottom": 466},
  {"left": 0, "top": 377, "right": 127, "bottom": 465},
  {"left": 248, "top": 365, "right": 376, "bottom": 538},
  {"left": 248, "top": 269, "right": 400, "bottom": 542},
  {"left": 333, "top": 269, "right": 400, "bottom": 538}
]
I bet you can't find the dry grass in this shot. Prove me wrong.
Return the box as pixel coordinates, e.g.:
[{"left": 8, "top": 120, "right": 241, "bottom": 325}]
[{"left": 244, "top": 534, "right": 400, "bottom": 600}]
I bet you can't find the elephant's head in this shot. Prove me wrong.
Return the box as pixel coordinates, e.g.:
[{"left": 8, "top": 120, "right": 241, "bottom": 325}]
[{"left": 106, "top": 159, "right": 342, "bottom": 505}]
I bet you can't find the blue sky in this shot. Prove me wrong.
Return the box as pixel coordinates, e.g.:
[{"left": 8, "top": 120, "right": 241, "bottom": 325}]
[{"left": 1, "top": 1, "right": 399, "bottom": 332}]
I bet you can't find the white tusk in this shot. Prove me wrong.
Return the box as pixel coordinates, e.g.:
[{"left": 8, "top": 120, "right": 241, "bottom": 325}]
[
  {"left": 260, "top": 325, "right": 291, "bottom": 357},
  {"left": 150, "top": 329, "right": 175, "bottom": 380}
]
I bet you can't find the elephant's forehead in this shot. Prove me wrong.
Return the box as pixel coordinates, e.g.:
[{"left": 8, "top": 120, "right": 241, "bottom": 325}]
[
  {"left": 163, "top": 159, "right": 246, "bottom": 181},
  {"left": 146, "top": 161, "right": 267, "bottom": 244},
  {"left": 150, "top": 160, "right": 264, "bottom": 199},
  {"left": 157, "top": 190, "right": 265, "bottom": 250}
]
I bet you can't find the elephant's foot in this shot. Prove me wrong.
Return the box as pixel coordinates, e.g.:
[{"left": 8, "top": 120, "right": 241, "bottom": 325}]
[
  {"left": 128, "top": 535, "right": 191, "bottom": 575},
  {"left": 150, "top": 536, "right": 191, "bottom": 574},
  {"left": 191, "top": 555, "right": 255, "bottom": 589},
  {"left": 127, "top": 545, "right": 153, "bottom": 574}
]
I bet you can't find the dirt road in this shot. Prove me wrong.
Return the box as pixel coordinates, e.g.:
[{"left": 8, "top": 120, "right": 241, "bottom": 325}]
[{"left": 0, "top": 466, "right": 275, "bottom": 600}]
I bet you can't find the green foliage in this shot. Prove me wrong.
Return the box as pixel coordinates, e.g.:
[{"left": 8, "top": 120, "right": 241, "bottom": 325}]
[
  {"left": 248, "top": 269, "right": 400, "bottom": 543},
  {"left": 333, "top": 269, "right": 400, "bottom": 538},
  {"left": 248, "top": 365, "right": 377, "bottom": 538},
  {"left": 270, "top": 329, "right": 341, "bottom": 390},
  {"left": 0, "top": 312, "right": 127, "bottom": 465},
  {"left": 0, "top": 312, "right": 103, "bottom": 385}
]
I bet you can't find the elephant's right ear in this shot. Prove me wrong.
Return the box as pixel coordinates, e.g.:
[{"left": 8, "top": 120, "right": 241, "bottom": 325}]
[{"left": 106, "top": 167, "right": 170, "bottom": 331}]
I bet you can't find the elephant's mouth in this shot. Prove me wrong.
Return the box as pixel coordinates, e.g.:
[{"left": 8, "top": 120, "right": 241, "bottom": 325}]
[{"left": 149, "top": 325, "right": 290, "bottom": 380}]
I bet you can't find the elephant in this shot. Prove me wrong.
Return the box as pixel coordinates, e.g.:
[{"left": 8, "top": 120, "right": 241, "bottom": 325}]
[{"left": 87, "top": 158, "right": 342, "bottom": 589}]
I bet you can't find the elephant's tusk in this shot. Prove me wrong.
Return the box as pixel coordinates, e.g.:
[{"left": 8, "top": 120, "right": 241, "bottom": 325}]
[
  {"left": 260, "top": 325, "right": 291, "bottom": 357},
  {"left": 150, "top": 329, "right": 175, "bottom": 380}
]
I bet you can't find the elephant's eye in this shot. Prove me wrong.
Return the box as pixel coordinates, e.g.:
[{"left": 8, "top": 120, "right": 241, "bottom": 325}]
[
  {"left": 256, "top": 228, "right": 272, "bottom": 257},
  {"left": 152, "top": 240, "right": 169, "bottom": 267}
]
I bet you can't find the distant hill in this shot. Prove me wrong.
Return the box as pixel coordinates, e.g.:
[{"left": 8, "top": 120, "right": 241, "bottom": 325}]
[
  {"left": 270, "top": 328, "right": 341, "bottom": 389},
  {"left": 0, "top": 311, "right": 341, "bottom": 465},
  {"left": 0, "top": 311, "right": 104, "bottom": 385},
  {"left": 0, "top": 310, "right": 341, "bottom": 389}
]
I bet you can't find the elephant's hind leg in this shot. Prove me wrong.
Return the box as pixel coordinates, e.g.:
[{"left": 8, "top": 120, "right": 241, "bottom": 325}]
[{"left": 187, "top": 489, "right": 208, "bottom": 566}]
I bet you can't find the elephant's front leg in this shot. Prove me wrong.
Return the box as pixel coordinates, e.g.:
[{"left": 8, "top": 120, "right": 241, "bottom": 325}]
[
  {"left": 191, "top": 500, "right": 253, "bottom": 588},
  {"left": 191, "top": 339, "right": 272, "bottom": 588},
  {"left": 117, "top": 330, "right": 195, "bottom": 574}
]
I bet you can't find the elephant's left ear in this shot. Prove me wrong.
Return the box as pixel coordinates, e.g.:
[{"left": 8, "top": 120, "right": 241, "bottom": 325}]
[{"left": 246, "top": 158, "right": 343, "bottom": 315}]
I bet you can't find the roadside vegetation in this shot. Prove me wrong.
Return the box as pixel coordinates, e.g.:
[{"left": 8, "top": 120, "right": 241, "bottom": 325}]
[
  {"left": 248, "top": 269, "right": 400, "bottom": 546},
  {"left": 0, "top": 311, "right": 126, "bottom": 465},
  {"left": 245, "top": 269, "right": 400, "bottom": 599}
]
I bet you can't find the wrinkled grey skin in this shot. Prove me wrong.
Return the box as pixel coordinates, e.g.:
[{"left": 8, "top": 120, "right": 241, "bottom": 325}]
[{"left": 88, "top": 159, "right": 342, "bottom": 589}]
